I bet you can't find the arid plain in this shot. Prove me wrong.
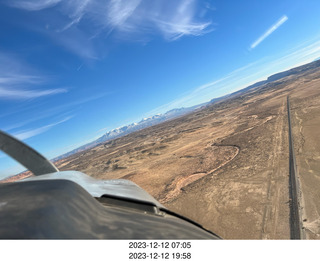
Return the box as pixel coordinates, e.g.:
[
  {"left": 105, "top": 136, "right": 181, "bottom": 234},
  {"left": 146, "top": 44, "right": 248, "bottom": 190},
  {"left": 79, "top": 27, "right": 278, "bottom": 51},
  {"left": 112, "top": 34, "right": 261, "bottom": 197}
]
[{"left": 51, "top": 62, "right": 320, "bottom": 239}]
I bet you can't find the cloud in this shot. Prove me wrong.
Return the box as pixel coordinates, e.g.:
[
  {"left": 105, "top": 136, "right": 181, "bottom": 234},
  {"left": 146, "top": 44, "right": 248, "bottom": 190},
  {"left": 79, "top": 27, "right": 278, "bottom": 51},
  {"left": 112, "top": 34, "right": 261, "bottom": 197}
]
[
  {"left": 49, "top": 27, "right": 98, "bottom": 59},
  {"left": 12, "top": 116, "right": 73, "bottom": 140},
  {"left": 38, "top": 92, "right": 111, "bottom": 117},
  {"left": 104, "top": 0, "right": 212, "bottom": 40},
  {"left": 146, "top": 61, "right": 262, "bottom": 116},
  {"left": 147, "top": 36, "right": 320, "bottom": 116},
  {"left": 154, "top": 19, "right": 211, "bottom": 41},
  {"left": 0, "top": 52, "right": 67, "bottom": 100},
  {"left": 0, "top": 87, "right": 67, "bottom": 100},
  {"left": 6, "top": 0, "right": 212, "bottom": 49},
  {"left": 262, "top": 37, "right": 320, "bottom": 71},
  {"left": 150, "top": 0, "right": 212, "bottom": 40},
  {"left": 0, "top": 75, "right": 44, "bottom": 85},
  {"left": 250, "top": 15, "right": 288, "bottom": 49},
  {"left": 7, "top": 0, "right": 61, "bottom": 11},
  {"left": 106, "top": 0, "right": 142, "bottom": 29},
  {"left": 0, "top": 91, "right": 109, "bottom": 125}
]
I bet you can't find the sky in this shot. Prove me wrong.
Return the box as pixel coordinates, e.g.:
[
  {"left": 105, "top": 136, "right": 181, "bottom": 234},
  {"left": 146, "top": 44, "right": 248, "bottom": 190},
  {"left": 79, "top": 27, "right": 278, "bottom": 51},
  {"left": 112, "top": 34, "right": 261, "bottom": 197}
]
[{"left": 1, "top": 0, "right": 320, "bottom": 178}]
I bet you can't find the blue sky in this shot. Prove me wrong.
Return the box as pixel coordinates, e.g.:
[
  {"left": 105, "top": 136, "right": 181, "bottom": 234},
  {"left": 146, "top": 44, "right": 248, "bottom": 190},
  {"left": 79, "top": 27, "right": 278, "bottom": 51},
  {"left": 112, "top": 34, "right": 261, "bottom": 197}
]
[{"left": 1, "top": 0, "right": 320, "bottom": 178}]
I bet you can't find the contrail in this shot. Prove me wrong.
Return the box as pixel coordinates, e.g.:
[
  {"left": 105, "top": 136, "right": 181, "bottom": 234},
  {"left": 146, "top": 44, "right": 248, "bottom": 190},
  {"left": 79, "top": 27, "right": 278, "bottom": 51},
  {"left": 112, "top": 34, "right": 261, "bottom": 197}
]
[{"left": 250, "top": 15, "right": 288, "bottom": 49}]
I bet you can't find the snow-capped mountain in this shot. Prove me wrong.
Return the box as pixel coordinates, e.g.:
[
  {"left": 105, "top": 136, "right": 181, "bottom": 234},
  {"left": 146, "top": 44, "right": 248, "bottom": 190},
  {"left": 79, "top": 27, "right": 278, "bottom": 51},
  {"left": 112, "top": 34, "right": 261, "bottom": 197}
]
[
  {"left": 95, "top": 107, "right": 198, "bottom": 143},
  {"left": 53, "top": 104, "right": 207, "bottom": 161}
]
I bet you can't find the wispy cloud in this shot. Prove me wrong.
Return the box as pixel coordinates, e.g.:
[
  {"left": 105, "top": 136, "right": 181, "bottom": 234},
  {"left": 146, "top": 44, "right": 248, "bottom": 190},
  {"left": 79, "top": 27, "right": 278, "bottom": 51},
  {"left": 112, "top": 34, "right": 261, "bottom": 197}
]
[
  {"left": 250, "top": 15, "right": 288, "bottom": 49},
  {"left": 263, "top": 37, "right": 320, "bottom": 71},
  {"left": 6, "top": 0, "right": 213, "bottom": 56},
  {"left": 106, "top": 0, "right": 142, "bottom": 29},
  {"left": 44, "top": 129, "right": 105, "bottom": 159},
  {"left": 12, "top": 116, "right": 73, "bottom": 140},
  {"left": 147, "top": 36, "right": 320, "bottom": 116},
  {"left": 7, "top": 0, "right": 61, "bottom": 11},
  {"left": 0, "top": 75, "right": 44, "bottom": 85},
  {"left": 150, "top": 0, "right": 212, "bottom": 40},
  {"left": 145, "top": 61, "right": 261, "bottom": 116},
  {"left": 102, "top": 0, "right": 212, "bottom": 40},
  {"left": 0, "top": 87, "right": 67, "bottom": 100},
  {"left": 0, "top": 52, "right": 67, "bottom": 100},
  {"left": 0, "top": 91, "right": 109, "bottom": 124}
]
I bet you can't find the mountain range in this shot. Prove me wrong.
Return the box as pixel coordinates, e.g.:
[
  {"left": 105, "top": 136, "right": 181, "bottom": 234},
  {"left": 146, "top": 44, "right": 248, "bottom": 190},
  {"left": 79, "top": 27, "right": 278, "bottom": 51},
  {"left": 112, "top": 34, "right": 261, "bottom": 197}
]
[
  {"left": 53, "top": 103, "right": 207, "bottom": 161},
  {"left": 53, "top": 59, "right": 320, "bottom": 161}
]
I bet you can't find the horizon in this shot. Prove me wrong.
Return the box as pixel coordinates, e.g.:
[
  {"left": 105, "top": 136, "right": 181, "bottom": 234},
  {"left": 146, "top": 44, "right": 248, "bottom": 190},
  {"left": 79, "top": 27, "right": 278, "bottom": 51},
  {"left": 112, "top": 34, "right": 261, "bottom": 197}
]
[
  {"left": 51, "top": 58, "right": 320, "bottom": 162},
  {"left": 1, "top": 0, "right": 320, "bottom": 178},
  {"left": 2, "top": 58, "right": 318, "bottom": 177}
]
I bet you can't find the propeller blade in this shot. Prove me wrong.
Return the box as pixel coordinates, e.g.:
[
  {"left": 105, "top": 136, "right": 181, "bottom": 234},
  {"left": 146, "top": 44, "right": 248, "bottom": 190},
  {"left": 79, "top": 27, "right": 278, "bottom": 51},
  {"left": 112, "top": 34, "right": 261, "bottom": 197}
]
[{"left": 0, "top": 130, "right": 59, "bottom": 176}]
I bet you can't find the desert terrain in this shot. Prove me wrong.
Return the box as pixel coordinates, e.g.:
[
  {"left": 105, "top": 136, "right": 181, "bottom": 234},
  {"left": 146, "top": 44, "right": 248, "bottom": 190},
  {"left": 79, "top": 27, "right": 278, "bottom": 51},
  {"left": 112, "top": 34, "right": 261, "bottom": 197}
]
[
  {"left": 290, "top": 74, "right": 320, "bottom": 239},
  {"left": 4, "top": 61, "right": 320, "bottom": 239},
  {"left": 55, "top": 61, "right": 320, "bottom": 239}
]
